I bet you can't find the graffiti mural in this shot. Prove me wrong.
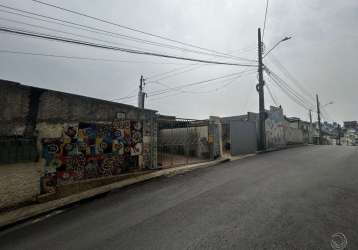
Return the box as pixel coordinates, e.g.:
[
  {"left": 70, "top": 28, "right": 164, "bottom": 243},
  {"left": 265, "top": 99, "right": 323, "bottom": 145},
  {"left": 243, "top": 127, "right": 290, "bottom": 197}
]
[
  {"left": 41, "top": 120, "right": 143, "bottom": 192},
  {"left": 265, "top": 106, "right": 304, "bottom": 148}
]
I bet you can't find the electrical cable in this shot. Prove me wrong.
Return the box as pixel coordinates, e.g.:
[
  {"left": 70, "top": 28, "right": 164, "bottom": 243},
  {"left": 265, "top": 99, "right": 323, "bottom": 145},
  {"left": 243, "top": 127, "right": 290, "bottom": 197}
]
[
  {"left": 0, "top": 5, "right": 255, "bottom": 62},
  {"left": 146, "top": 65, "right": 206, "bottom": 82},
  {"left": 110, "top": 87, "right": 138, "bottom": 101},
  {"left": 0, "top": 16, "right": 167, "bottom": 54},
  {"left": 32, "top": 0, "right": 257, "bottom": 63},
  {"left": 265, "top": 82, "right": 279, "bottom": 106},
  {"left": 0, "top": 49, "right": 199, "bottom": 65},
  {"left": 0, "top": 26, "right": 257, "bottom": 67},
  {"left": 148, "top": 70, "right": 255, "bottom": 96},
  {"left": 265, "top": 70, "right": 312, "bottom": 111},
  {"left": 0, "top": 49, "right": 201, "bottom": 65},
  {"left": 145, "top": 46, "right": 258, "bottom": 81},
  {"left": 113, "top": 69, "right": 255, "bottom": 102},
  {"left": 265, "top": 67, "right": 315, "bottom": 108},
  {"left": 151, "top": 70, "right": 256, "bottom": 95},
  {"left": 148, "top": 70, "right": 256, "bottom": 102},
  {"left": 146, "top": 64, "right": 201, "bottom": 80},
  {"left": 262, "top": 0, "right": 269, "bottom": 41},
  {"left": 267, "top": 54, "right": 315, "bottom": 102}
]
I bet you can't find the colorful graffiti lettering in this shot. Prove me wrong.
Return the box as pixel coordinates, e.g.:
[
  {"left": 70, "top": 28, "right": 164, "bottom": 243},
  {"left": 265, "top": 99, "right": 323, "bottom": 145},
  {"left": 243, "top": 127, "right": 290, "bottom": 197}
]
[{"left": 41, "top": 120, "right": 143, "bottom": 192}]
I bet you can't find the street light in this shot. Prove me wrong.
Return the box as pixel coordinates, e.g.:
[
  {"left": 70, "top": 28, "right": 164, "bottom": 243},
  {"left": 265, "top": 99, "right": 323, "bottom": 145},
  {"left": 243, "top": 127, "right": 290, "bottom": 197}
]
[
  {"left": 263, "top": 36, "right": 292, "bottom": 58},
  {"left": 322, "top": 101, "right": 334, "bottom": 108}
]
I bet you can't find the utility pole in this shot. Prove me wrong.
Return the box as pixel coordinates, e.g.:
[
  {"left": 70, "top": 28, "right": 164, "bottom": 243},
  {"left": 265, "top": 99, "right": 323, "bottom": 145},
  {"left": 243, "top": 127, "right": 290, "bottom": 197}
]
[
  {"left": 337, "top": 124, "right": 341, "bottom": 145},
  {"left": 257, "top": 28, "right": 266, "bottom": 151},
  {"left": 138, "top": 75, "right": 146, "bottom": 109},
  {"left": 316, "top": 94, "right": 322, "bottom": 145},
  {"left": 309, "top": 109, "right": 312, "bottom": 144}
]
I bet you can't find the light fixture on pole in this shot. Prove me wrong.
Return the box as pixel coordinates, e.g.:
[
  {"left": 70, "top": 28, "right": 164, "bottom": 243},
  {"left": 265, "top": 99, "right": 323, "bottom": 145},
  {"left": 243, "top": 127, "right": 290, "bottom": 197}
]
[
  {"left": 263, "top": 36, "right": 292, "bottom": 58},
  {"left": 322, "top": 101, "right": 334, "bottom": 108}
]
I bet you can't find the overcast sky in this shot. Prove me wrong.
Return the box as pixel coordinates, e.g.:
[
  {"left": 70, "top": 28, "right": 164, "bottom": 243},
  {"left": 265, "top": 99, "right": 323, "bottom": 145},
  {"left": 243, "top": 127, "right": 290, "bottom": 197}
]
[{"left": 0, "top": 0, "right": 357, "bottom": 123}]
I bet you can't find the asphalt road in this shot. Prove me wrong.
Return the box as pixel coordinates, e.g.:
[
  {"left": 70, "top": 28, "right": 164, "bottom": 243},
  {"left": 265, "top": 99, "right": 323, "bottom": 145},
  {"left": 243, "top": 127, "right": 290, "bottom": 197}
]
[{"left": 1, "top": 145, "right": 358, "bottom": 250}]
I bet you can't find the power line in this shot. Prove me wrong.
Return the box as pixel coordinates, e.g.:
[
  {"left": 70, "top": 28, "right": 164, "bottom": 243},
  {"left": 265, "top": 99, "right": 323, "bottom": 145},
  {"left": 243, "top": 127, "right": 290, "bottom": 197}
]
[
  {"left": 151, "top": 73, "right": 240, "bottom": 95},
  {"left": 271, "top": 74, "right": 312, "bottom": 110},
  {"left": 265, "top": 83, "right": 279, "bottom": 106},
  {"left": 265, "top": 70, "right": 312, "bottom": 111},
  {"left": 148, "top": 71, "right": 255, "bottom": 102},
  {"left": 32, "top": 0, "right": 257, "bottom": 63},
  {"left": 262, "top": 0, "right": 269, "bottom": 41},
  {"left": 0, "top": 6, "right": 255, "bottom": 62},
  {"left": 265, "top": 69, "right": 310, "bottom": 109},
  {"left": 113, "top": 70, "right": 255, "bottom": 102},
  {"left": 265, "top": 67, "right": 315, "bottom": 108},
  {"left": 267, "top": 54, "right": 315, "bottom": 102},
  {"left": 0, "top": 26, "right": 258, "bottom": 67},
  {"left": 146, "top": 64, "right": 201, "bottom": 80},
  {"left": 321, "top": 106, "right": 334, "bottom": 122},
  {"left": 117, "top": 70, "right": 256, "bottom": 104},
  {"left": 110, "top": 87, "right": 138, "bottom": 101},
  {"left": 0, "top": 49, "right": 203, "bottom": 65},
  {"left": 267, "top": 76, "right": 310, "bottom": 110},
  {"left": 0, "top": 4, "right": 257, "bottom": 82},
  {"left": 0, "top": 5, "right": 256, "bottom": 62},
  {"left": 32, "top": 0, "right": 256, "bottom": 62},
  {"left": 0, "top": 16, "right": 166, "bottom": 54},
  {"left": 269, "top": 68, "right": 315, "bottom": 108},
  {"left": 145, "top": 46, "right": 258, "bottom": 81},
  {"left": 147, "top": 65, "right": 206, "bottom": 82},
  {"left": 148, "top": 70, "right": 255, "bottom": 96}
]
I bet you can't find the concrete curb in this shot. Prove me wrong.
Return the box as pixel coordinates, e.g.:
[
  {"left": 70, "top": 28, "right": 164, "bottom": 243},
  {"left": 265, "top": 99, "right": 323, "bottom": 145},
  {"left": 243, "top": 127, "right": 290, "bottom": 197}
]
[
  {"left": 257, "top": 143, "right": 310, "bottom": 154},
  {"left": 0, "top": 158, "right": 228, "bottom": 229}
]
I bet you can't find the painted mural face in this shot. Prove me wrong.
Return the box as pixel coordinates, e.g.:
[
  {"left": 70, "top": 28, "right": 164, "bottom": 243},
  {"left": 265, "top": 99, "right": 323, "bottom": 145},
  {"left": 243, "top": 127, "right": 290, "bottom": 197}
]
[
  {"left": 65, "top": 126, "right": 77, "bottom": 138},
  {"left": 41, "top": 120, "right": 143, "bottom": 193}
]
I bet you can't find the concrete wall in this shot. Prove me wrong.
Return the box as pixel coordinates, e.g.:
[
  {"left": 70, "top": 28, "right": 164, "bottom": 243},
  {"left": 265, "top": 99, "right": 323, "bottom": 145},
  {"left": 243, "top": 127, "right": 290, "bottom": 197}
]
[
  {"left": 265, "top": 107, "right": 304, "bottom": 149},
  {"left": 158, "top": 126, "right": 209, "bottom": 158},
  {"left": 285, "top": 127, "right": 304, "bottom": 144},
  {"left": 221, "top": 107, "right": 306, "bottom": 152},
  {"left": 0, "top": 81, "right": 30, "bottom": 136},
  {"left": 0, "top": 80, "right": 157, "bottom": 136},
  {"left": 0, "top": 79, "right": 158, "bottom": 208},
  {"left": 209, "top": 117, "right": 223, "bottom": 159},
  {"left": 265, "top": 107, "right": 286, "bottom": 148},
  {"left": 0, "top": 162, "right": 42, "bottom": 209}
]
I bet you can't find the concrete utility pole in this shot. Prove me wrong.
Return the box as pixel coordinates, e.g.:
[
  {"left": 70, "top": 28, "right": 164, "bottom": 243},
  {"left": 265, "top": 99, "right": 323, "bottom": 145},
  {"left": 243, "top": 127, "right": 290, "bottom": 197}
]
[
  {"left": 138, "top": 75, "right": 146, "bottom": 109},
  {"left": 337, "top": 124, "right": 341, "bottom": 145},
  {"left": 316, "top": 94, "right": 322, "bottom": 145},
  {"left": 257, "top": 28, "right": 266, "bottom": 151},
  {"left": 309, "top": 109, "right": 313, "bottom": 143}
]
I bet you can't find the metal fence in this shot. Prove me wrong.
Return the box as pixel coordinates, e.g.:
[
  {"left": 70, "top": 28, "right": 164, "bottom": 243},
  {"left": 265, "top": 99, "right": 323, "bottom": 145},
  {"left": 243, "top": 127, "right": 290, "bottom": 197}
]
[
  {"left": 157, "top": 118, "right": 210, "bottom": 168},
  {"left": 0, "top": 136, "right": 38, "bottom": 164}
]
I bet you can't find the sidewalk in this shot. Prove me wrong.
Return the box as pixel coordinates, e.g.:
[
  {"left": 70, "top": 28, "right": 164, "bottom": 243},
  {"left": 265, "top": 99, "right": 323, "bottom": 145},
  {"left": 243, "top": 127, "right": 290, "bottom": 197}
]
[{"left": 0, "top": 157, "right": 233, "bottom": 229}]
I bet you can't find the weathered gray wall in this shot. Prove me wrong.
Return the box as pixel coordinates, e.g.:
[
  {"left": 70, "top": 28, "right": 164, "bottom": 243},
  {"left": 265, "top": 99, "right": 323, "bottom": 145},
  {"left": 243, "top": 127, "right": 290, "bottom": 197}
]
[
  {"left": 159, "top": 126, "right": 209, "bottom": 158},
  {"left": 265, "top": 106, "right": 304, "bottom": 148},
  {"left": 0, "top": 162, "right": 42, "bottom": 209},
  {"left": 0, "top": 80, "right": 156, "bottom": 135},
  {"left": 0, "top": 81, "right": 30, "bottom": 136},
  {"left": 0, "top": 79, "right": 158, "bottom": 209}
]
